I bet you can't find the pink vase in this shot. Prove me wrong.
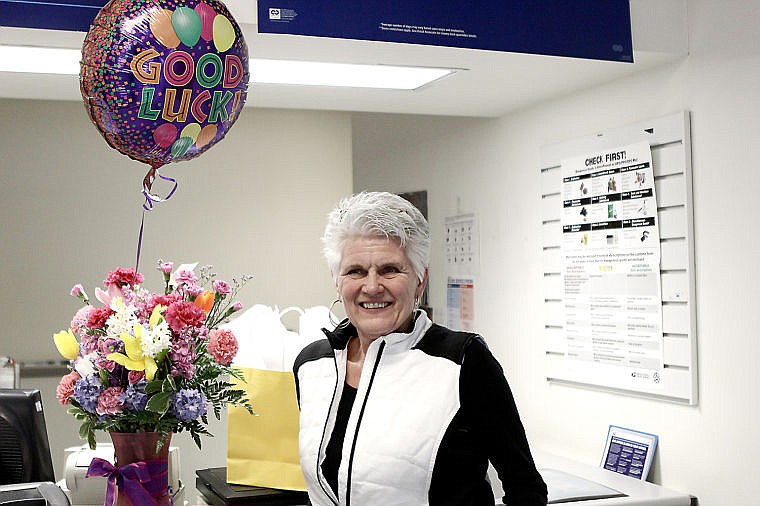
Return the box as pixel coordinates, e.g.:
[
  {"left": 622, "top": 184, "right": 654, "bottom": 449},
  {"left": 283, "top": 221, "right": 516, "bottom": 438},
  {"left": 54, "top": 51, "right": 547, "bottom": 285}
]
[{"left": 109, "top": 432, "right": 172, "bottom": 506}]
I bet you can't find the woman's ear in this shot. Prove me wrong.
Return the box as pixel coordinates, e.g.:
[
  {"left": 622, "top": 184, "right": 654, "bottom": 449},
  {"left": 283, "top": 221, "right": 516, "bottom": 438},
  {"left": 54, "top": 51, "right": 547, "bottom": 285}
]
[{"left": 416, "top": 269, "right": 429, "bottom": 299}]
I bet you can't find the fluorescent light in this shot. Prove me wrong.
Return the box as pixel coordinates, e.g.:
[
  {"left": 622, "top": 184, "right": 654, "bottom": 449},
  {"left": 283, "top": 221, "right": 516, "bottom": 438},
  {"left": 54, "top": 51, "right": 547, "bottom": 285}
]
[
  {"left": 0, "top": 45, "right": 456, "bottom": 90},
  {"left": 0, "top": 46, "right": 80, "bottom": 75},
  {"left": 251, "top": 59, "right": 454, "bottom": 90}
]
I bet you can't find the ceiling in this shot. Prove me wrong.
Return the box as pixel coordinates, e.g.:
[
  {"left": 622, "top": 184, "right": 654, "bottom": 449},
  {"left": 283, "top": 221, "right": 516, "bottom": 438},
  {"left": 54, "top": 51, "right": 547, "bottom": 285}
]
[{"left": 0, "top": 1, "right": 688, "bottom": 118}]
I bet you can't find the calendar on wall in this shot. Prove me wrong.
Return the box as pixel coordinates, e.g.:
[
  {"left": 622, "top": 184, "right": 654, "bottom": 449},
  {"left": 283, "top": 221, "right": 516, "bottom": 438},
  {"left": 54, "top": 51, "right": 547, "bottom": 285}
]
[{"left": 444, "top": 213, "right": 479, "bottom": 274}]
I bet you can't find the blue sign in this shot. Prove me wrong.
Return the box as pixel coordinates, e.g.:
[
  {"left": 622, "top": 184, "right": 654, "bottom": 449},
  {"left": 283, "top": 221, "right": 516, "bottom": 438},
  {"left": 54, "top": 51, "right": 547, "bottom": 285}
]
[
  {"left": 258, "top": 1, "right": 633, "bottom": 63},
  {"left": 0, "top": 0, "right": 106, "bottom": 32}
]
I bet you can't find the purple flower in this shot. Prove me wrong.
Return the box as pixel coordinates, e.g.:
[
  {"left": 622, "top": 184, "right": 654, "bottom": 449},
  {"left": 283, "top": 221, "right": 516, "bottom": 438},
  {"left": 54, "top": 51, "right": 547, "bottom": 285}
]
[
  {"left": 160, "top": 262, "right": 174, "bottom": 274},
  {"left": 123, "top": 380, "right": 148, "bottom": 411},
  {"left": 232, "top": 301, "right": 244, "bottom": 312},
  {"left": 96, "top": 337, "right": 121, "bottom": 371},
  {"left": 79, "top": 334, "right": 99, "bottom": 355},
  {"left": 169, "top": 332, "right": 197, "bottom": 379},
  {"left": 212, "top": 280, "right": 231, "bottom": 295},
  {"left": 171, "top": 389, "right": 207, "bottom": 422},
  {"left": 73, "top": 375, "right": 103, "bottom": 413}
]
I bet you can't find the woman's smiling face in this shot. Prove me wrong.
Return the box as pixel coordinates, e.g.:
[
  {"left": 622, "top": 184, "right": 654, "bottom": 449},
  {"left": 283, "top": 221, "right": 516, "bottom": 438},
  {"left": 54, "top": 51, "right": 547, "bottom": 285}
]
[{"left": 338, "top": 235, "right": 425, "bottom": 343}]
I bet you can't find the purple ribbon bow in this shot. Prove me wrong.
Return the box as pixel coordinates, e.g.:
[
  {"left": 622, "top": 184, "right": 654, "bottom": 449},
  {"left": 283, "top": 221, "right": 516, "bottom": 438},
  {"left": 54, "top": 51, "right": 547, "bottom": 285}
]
[{"left": 87, "top": 457, "right": 170, "bottom": 506}]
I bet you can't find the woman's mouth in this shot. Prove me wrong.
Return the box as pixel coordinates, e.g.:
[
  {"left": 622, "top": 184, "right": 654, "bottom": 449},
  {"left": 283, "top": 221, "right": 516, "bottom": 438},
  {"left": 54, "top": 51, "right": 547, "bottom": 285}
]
[{"left": 360, "top": 302, "right": 391, "bottom": 309}]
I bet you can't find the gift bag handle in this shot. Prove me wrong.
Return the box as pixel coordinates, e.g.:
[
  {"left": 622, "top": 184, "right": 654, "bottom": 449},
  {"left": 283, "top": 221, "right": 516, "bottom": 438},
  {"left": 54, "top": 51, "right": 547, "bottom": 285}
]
[{"left": 278, "top": 306, "right": 305, "bottom": 319}]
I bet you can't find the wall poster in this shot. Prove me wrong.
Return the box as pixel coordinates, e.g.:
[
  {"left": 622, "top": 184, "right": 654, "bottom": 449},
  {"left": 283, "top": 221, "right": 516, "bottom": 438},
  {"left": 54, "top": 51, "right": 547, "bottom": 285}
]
[
  {"left": 560, "top": 141, "right": 664, "bottom": 390},
  {"left": 446, "top": 276, "right": 474, "bottom": 332},
  {"left": 444, "top": 213, "right": 479, "bottom": 275},
  {"left": 444, "top": 213, "right": 478, "bottom": 331}
]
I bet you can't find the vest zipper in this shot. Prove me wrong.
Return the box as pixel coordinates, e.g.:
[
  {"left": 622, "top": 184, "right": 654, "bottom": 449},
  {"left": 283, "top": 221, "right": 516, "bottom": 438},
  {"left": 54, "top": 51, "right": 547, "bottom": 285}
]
[{"left": 345, "top": 340, "right": 386, "bottom": 506}]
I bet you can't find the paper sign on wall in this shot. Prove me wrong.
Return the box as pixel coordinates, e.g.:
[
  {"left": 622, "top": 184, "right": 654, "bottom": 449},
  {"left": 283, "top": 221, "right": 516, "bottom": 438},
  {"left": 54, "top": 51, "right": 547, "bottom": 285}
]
[
  {"left": 445, "top": 213, "right": 479, "bottom": 275},
  {"left": 560, "top": 141, "right": 664, "bottom": 389},
  {"left": 446, "top": 276, "right": 474, "bottom": 332}
]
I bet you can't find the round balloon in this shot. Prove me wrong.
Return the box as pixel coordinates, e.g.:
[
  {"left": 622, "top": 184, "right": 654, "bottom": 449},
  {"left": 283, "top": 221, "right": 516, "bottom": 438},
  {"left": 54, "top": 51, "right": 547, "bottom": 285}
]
[{"left": 80, "top": 0, "right": 249, "bottom": 169}]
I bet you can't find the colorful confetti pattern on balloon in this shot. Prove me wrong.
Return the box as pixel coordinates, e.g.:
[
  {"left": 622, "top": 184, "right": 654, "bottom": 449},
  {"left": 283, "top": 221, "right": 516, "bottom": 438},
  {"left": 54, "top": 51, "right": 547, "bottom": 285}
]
[{"left": 80, "top": 0, "right": 249, "bottom": 169}]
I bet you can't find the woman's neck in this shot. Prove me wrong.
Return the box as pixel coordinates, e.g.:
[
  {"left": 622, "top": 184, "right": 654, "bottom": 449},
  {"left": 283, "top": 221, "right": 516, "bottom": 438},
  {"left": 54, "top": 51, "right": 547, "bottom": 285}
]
[{"left": 345, "top": 312, "right": 417, "bottom": 387}]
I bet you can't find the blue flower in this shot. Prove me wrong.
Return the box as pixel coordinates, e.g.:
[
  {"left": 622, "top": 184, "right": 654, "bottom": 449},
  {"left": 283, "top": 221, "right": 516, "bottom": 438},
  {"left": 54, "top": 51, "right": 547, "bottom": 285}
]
[
  {"left": 123, "top": 380, "right": 148, "bottom": 411},
  {"left": 73, "top": 375, "right": 103, "bottom": 413},
  {"left": 171, "top": 388, "right": 207, "bottom": 422}
]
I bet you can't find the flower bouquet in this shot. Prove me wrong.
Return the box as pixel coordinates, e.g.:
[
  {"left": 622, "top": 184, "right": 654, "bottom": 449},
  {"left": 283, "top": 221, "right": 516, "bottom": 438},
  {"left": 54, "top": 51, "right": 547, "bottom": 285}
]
[{"left": 53, "top": 261, "right": 254, "bottom": 452}]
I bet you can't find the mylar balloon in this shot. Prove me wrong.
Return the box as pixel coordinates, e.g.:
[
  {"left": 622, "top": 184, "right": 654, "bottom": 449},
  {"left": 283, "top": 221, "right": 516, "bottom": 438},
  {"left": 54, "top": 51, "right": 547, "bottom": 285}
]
[{"left": 80, "top": 0, "right": 249, "bottom": 170}]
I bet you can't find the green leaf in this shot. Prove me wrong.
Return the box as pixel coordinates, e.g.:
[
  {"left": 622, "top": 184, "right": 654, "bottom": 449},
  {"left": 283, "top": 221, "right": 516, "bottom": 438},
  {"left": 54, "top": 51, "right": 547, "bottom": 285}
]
[
  {"left": 146, "top": 391, "right": 172, "bottom": 414},
  {"left": 145, "top": 381, "right": 163, "bottom": 394},
  {"left": 155, "top": 348, "right": 169, "bottom": 365},
  {"left": 79, "top": 422, "right": 91, "bottom": 439},
  {"left": 164, "top": 375, "right": 177, "bottom": 392}
]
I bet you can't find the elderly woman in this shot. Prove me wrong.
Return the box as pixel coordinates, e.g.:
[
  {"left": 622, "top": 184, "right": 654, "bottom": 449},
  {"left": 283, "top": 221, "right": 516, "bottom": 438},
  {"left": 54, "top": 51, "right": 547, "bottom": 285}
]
[{"left": 294, "top": 192, "right": 547, "bottom": 505}]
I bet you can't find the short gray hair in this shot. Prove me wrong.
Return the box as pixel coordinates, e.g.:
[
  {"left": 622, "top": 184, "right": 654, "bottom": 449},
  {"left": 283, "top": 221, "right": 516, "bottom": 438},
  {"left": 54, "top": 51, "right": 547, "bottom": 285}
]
[{"left": 322, "top": 191, "right": 430, "bottom": 283}]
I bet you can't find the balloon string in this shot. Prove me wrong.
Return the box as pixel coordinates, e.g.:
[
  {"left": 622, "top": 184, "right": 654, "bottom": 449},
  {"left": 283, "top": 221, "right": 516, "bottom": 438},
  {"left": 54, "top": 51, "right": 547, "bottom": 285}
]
[
  {"left": 135, "top": 210, "right": 147, "bottom": 285},
  {"left": 134, "top": 168, "right": 179, "bottom": 279}
]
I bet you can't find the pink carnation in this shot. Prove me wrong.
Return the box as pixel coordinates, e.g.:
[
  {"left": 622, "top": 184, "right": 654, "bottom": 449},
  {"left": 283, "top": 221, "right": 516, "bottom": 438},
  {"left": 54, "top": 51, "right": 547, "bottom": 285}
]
[
  {"left": 212, "top": 280, "right": 231, "bottom": 295},
  {"left": 128, "top": 370, "right": 145, "bottom": 384},
  {"left": 96, "top": 386, "right": 125, "bottom": 416},
  {"left": 207, "top": 329, "right": 238, "bottom": 365},
  {"left": 86, "top": 306, "right": 115, "bottom": 329},
  {"left": 104, "top": 267, "right": 143, "bottom": 288},
  {"left": 144, "top": 292, "right": 181, "bottom": 317},
  {"left": 183, "top": 283, "right": 204, "bottom": 297},
  {"left": 164, "top": 301, "right": 206, "bottom": 333},
  {"left": 71, "top": 305, "right": 96, "bottom": 336},
  {"left": 56, "top": 371, "right": 80, "bottom": 406},
  {"left": 70, "top": 284, "right": 86, "bottom": 298},
  {"left": 174, "top": 269, "right": 197, "bottom": 286}
]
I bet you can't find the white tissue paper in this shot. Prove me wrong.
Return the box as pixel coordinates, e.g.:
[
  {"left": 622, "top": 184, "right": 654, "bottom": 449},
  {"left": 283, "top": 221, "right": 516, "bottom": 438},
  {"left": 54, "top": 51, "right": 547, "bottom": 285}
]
[{"left": 224, "top": 304, "right": 335, "bottom": 372}]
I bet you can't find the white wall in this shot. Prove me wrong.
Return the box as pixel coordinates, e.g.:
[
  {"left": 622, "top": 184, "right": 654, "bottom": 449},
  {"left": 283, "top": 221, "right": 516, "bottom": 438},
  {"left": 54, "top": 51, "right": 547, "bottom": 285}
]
[
  {"left": 352, "top": 1, "right": 760, "bottom": 504},
  {"left": 1, "top": 100, "right": 353, "bottom": 494}
]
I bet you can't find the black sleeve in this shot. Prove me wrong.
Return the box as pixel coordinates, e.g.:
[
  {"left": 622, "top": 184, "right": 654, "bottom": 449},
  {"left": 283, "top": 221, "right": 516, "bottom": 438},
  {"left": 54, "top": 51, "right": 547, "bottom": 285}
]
[{"left": 461, "top": 337, "right": 547, "bottom": 506}]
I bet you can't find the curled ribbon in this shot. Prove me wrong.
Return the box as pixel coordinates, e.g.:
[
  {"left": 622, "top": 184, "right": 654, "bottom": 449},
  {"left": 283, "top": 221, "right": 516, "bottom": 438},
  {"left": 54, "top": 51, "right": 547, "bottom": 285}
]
[
  {"left": 87, "top": 457, "right": 170, "bottom": 506},
  {"left": 134, "top": 165, "right": 179, "bottom": 279},
  {"left": 142, "top": 165, "right": 178, "bottom": 212}
]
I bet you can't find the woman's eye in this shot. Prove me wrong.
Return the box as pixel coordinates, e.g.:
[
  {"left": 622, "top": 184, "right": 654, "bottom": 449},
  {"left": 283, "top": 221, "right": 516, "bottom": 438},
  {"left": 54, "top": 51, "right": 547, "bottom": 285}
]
[
  {"left": 345, "top": 269, "right": 365, "bottom": 278},
  {"left": 381, "top": 266, "right": 401, "bottom": 276}
]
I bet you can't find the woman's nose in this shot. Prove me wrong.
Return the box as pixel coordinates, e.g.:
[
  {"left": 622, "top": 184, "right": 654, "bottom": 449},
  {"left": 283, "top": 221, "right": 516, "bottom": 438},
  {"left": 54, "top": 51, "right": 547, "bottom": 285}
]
[{"left": 363, "top": 271, "right": 383, "bottom": 293}]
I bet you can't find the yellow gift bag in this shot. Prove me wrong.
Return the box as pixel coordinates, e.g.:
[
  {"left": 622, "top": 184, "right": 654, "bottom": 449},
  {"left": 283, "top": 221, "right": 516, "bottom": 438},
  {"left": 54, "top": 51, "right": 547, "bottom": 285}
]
[
  {"left": 227, "top": 367, "right": 306, "bottom": 490},
  {"left": 224, "top": 305, "right": 334, "bottom": 490}
]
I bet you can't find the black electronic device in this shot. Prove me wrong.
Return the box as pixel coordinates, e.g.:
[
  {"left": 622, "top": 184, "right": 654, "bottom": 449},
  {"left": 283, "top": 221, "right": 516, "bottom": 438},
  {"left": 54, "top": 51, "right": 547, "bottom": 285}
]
[
  {"left": 0, "top": 388, "right": 56, "bottom": 485},
  {"left": 196, "top": 467, "right": 308, "bottom": 505}
]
